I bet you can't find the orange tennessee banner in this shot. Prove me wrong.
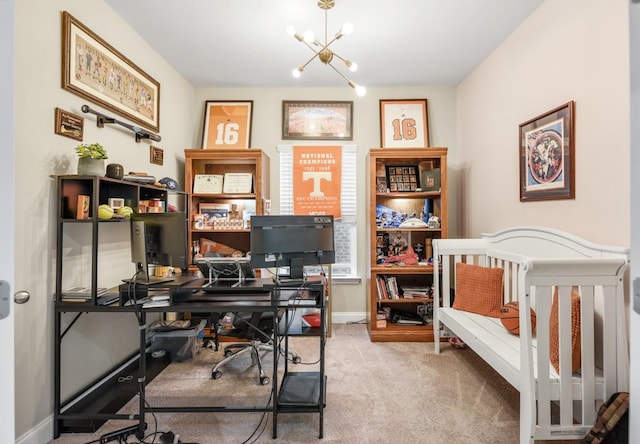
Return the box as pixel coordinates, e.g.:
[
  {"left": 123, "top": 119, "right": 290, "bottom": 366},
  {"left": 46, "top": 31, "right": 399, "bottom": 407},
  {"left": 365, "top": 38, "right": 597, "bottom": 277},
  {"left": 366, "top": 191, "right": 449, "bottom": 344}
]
[{"left": 293, "top": 146, "right": 342, "bottom": 218}]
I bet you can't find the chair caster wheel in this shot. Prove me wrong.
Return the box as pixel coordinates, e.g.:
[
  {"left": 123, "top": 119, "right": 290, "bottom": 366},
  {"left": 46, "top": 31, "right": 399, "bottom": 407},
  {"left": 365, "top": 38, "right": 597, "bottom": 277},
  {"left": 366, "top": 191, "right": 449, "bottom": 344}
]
[
  {"left": 224, "top": 350, "right": 234, "bottom": 358},
  {"left": 260, "top": 376, "right": 270, "bottom": 385},
  {"left": 212, "top": 370, "right": 223, "bottom": 379},
  {"left": 292, "top": 356, "right": 301, "bottom": 364}
]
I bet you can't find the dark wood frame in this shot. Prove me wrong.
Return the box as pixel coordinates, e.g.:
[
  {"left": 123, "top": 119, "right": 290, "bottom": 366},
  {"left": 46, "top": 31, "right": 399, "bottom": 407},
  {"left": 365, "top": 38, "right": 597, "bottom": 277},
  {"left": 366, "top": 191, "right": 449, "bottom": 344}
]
[
  {"left": 385, "top": 164, "right": 419, "bottom": 192},
  {"left": 519, "top": 101, "right": 575, "bottom": 202},
  {"left": 380, "top": 99, "right": 429, "bottom": 148},
  {"left": 61, "top": 11, "right": 160, "bottom": 132},
  {"left": 282, "top": 100, "right": 353, "bottom": 140},
  {"left": 54, "top": 107, "right": 84, "bottom": 141}
]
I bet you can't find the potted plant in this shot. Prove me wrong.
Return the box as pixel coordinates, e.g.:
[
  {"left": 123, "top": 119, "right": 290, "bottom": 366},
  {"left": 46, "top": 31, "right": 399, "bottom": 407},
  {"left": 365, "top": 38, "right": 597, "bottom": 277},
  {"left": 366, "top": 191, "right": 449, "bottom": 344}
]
[{"left": 75, "top": 143, "right": 108, "bottom": 176}]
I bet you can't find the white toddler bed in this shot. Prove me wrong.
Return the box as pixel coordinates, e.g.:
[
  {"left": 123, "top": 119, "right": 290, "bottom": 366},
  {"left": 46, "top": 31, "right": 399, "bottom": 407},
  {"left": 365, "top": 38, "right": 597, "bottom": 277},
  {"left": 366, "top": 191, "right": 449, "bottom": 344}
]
[{"left": 432, "top": 227, "right": 629, "bottom": 444}]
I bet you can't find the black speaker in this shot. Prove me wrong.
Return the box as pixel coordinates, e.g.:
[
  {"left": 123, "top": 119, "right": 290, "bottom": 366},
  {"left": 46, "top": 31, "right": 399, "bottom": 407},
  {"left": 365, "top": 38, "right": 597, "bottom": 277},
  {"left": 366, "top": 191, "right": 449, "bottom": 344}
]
[{"left": 290, "top": 257, "right": 304, "bottom": 280}]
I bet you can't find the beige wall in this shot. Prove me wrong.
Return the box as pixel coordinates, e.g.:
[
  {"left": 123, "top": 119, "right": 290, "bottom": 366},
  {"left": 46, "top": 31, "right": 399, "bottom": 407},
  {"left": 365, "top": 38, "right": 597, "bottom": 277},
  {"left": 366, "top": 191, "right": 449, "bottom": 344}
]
[
  {"left": 13, "top": 0, "right": 632, "bottom": 442},
  {"left": 457, "top": 0, "right": 630, "bottom": 246}
]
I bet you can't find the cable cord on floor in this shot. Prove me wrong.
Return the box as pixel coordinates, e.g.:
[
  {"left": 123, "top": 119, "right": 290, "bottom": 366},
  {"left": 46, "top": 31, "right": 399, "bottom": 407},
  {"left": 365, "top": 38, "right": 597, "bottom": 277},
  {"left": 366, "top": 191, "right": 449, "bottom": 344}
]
[{"left": 240, "top": 386, "right": 273, "bottom": 444}]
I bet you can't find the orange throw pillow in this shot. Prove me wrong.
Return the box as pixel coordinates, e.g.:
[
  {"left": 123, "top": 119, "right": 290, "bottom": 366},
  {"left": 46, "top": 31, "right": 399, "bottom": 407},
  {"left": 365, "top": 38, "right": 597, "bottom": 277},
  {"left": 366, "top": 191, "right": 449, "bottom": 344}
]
[
  {"left": 549, "top": 286, "right": 581, "bottom": 373},
  {"left": 453, "top": 263, "right": 504, "bottom": 318}
]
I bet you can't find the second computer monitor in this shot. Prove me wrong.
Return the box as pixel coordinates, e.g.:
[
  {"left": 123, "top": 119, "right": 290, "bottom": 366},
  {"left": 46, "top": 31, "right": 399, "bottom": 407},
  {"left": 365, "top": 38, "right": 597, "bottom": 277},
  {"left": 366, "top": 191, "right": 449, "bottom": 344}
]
[
  {"left": 130, "top": 212, "right": 189, "bottom": 283},
  {"left": 249, "top": 215, "right": 335, "bottom": 279}
]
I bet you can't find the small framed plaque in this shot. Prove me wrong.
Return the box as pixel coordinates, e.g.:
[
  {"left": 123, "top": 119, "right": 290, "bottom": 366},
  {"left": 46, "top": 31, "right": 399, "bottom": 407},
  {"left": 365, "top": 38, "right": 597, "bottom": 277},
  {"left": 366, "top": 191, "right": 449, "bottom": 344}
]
[
  {"left": 223, "top": 173, "right": 253, "bottom": 194},
  {"left": 54, "top": 107, "right": 84, "bottom": 141},
  {"left": 193, "top": 174, "right": 223, "bottom": 194},
  {"left": 150, "top": 146, "right": 164, "bottom": 166}
]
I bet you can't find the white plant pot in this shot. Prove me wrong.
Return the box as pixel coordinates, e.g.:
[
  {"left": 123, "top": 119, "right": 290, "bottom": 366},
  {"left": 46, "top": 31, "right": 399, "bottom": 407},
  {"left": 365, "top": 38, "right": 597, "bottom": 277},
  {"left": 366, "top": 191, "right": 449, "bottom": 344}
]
[{"left": 77, "top": 158, "right": 105, "bottom": 176}]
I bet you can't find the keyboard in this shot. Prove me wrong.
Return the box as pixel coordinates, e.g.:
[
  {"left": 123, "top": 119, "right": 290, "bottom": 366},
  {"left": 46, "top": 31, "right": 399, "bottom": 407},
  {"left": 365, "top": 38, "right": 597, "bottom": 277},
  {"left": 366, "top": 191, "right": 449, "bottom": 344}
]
[
  {"left": 142, "top": 300, "right": 170, "bottom": 308},
  {"left": 274, "top": 278, "right": 306, "bottom": 287}
]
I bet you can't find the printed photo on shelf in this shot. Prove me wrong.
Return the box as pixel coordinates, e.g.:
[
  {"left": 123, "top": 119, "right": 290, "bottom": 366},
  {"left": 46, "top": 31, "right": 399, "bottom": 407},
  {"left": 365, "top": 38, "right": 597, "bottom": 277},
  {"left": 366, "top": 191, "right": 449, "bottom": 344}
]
[
  {"left": 375, "top": 176, "right": 388, "bottom": 193},
  {"left": 376, "top": 204, "right": 405, "bottom": 228},
  {"left": 389, "top": 231, "right": 409, "bottom": 255},
  {"left": 199, "top": 203, "right": 230, "bottom": 228}
]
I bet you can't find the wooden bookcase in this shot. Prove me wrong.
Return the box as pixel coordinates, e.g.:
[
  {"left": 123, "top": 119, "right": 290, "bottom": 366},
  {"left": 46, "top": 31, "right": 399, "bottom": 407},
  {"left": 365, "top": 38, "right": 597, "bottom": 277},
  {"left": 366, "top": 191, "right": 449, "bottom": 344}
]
[
  {"left": 184, "top": 149, "right": 270, "bottom": 265},
  {"left": 366, "top": 148, "right": 448, "bottom": 342}
]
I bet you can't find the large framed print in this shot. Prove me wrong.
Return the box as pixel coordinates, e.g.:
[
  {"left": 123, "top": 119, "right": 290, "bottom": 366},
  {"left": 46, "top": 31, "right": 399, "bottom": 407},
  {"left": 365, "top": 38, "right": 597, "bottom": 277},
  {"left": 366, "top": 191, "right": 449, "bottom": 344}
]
[
  {"left": 201, "top": 100, "right": 253, "bottom": 149},
  {"left": 61, "top": 11, "right": 160, "bottom": 133},
  {"left": 380, "top": 99, "right": 429, "bottom": 148},
  {"left": 519, "top": 101, "right": 575, "bottom": 202},
  {"left": 282, "top": 101, "right": 353, "bottom": 140}
]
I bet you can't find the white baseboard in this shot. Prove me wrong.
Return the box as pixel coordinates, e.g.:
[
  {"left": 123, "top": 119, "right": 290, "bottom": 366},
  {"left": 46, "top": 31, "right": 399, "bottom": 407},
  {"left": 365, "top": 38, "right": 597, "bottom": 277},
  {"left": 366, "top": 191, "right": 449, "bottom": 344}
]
[
  {"left": 331, "top": 312, "right": 366, "bottom": 324},
  {"left": 17, "top": 414, "right": 51, "bottom": 444}
]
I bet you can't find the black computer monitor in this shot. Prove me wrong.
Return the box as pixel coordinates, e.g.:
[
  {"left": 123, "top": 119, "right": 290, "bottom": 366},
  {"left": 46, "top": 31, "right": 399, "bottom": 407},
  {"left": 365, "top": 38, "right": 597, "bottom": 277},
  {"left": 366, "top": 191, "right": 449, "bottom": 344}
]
[
  {"left": 130, "top": 212, "right": 189, "bottom": 283},
  {"left": 249, "top": 215, "right": 335, "bottom": 279}
]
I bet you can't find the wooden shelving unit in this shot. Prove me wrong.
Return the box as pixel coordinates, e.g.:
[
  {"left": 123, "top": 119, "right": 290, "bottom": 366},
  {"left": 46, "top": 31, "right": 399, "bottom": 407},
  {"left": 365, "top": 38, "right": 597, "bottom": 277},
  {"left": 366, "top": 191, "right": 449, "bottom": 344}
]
[
  {"left": 366, "top": 148, "right": 448, "bottom": 342},
  {"left": 184, "top": 149, "right": 270, "bottom": 265},
  {"left": 54, "top": 175, "right": 187, "bottom": 305}
]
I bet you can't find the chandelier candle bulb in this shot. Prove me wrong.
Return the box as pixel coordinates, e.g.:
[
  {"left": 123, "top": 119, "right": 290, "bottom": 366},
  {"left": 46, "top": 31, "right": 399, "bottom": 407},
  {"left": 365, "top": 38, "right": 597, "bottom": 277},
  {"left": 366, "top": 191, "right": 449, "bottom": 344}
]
[{"left": 288, "top": 0, "right": 365, "bottom": 95}]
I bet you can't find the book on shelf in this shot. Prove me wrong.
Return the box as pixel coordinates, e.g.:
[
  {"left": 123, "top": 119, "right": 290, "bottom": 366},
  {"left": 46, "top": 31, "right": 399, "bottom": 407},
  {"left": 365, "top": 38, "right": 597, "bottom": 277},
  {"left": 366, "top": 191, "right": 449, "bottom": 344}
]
[
  {"left": 376, "top": 275, "right": 390, "bottom": 299},
  {"left": 391, "top": 309, "right": 425, "bottom": 325},
  {"left": 60, "top": 297, "right": 92, "bottom": 303},
  {"left": 386, "top": 276, "right": 400, "bottom": 299},
  {"left": 62, "top": 287, "right": 107, "bottom": 298},
  {"left": 376, "top": 275, "right": 405, "bottom": 299},
  {"left": 76, "top": 195, "right": 90, "bottom": 219},
  {"left": 401, "top": 286, "right": 432, "bottom": 300},
  {"left": 375, "top": 275, "right": 385, "bottom": 299}
]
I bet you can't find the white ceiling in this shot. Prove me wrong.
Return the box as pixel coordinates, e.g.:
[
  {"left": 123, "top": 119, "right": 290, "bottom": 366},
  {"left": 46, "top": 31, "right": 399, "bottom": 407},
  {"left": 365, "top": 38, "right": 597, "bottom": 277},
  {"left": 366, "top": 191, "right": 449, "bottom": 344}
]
[{"left": 104, "top": 0, "right": 543, "bottom": 90}]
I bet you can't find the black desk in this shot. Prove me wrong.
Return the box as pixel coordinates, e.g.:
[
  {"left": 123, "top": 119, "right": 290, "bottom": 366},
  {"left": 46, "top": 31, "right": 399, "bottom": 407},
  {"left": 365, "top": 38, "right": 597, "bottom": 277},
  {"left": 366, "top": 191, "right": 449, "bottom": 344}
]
[{"left": 53, "top": 278, "right": 326, "bottom": 440}]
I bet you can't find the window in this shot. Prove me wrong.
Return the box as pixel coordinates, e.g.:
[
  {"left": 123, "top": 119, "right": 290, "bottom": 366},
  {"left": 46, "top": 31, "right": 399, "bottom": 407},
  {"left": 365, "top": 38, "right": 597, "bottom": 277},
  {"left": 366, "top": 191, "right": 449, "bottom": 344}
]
[{"left": 278, "top": 145, "right": 358, "bottom": 279}]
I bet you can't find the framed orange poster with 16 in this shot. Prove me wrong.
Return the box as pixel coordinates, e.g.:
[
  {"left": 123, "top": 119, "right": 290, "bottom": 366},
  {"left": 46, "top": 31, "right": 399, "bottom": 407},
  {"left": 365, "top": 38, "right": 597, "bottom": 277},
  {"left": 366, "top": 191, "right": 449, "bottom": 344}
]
[
  {"left": 201, "top": 100, "right": 253, "bottom": 149},
  {"left": 379, "top": 99, "right": 429, "bottom": 148}
]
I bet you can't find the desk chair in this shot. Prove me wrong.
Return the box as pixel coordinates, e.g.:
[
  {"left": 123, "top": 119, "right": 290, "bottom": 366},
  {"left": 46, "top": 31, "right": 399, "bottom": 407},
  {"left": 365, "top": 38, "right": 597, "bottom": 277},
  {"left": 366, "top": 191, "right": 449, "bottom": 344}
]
[{"left": 211, "top": 311, "right": 300, "bottom": 385}]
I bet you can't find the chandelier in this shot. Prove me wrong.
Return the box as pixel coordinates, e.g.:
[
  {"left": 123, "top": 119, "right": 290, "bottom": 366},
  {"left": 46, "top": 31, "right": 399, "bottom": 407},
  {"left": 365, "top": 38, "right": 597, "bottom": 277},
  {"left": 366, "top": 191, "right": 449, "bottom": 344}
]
[{"left": 287, "top": 0, "right": 366, "bottom": 96}]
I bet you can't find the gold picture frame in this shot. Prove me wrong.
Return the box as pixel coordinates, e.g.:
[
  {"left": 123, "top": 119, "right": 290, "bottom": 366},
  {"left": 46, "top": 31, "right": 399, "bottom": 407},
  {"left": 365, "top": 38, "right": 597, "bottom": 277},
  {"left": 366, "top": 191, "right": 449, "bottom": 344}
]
[
  {"left": 380, "top": 99, "right": 429, "bottom": 148},
  {"left": 282, "top": 100, "right": 353, "bottom": 140},
  {"left": 201, "top": 100, "right": 253, "bottom": 149},
  {"left": 61, "top": 11, "right": 160, "bottom": 133}
]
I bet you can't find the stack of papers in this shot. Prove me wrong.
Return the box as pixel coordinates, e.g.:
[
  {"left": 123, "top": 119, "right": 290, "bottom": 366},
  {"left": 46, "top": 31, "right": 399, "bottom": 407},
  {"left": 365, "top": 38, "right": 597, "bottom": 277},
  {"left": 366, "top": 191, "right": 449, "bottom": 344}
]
[{"left": 61, "top": 287, "right": 107, "bottom": 301}]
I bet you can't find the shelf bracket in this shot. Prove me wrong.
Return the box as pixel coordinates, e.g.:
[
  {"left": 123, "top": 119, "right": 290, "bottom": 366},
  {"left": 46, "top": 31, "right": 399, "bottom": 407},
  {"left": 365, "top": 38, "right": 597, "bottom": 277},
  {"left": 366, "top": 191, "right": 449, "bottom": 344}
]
[{"left": 81, "top": 104, "right": 161, "bottom": 143}]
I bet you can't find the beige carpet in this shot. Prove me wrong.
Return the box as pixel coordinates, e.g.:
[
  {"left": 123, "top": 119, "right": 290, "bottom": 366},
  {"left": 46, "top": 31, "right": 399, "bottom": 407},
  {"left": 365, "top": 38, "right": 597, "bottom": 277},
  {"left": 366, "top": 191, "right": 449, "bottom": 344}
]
[{"left": 50, "top": 323, "right": 579, "bottom": 444}]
